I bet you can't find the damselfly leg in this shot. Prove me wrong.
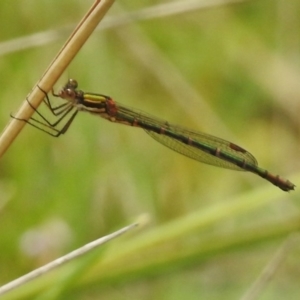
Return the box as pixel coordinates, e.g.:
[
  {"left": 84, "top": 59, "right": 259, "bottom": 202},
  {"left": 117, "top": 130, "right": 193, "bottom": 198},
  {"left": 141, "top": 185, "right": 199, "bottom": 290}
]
[{"left": 11, "top": 86, "right": 78, "bottom": 137}]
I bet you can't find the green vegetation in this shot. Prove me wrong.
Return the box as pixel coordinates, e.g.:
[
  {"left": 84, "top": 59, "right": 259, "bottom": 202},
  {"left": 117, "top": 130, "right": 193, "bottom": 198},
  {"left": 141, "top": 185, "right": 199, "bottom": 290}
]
[{"left": 0, "top": 0, "right": 299, "bottom": 299}]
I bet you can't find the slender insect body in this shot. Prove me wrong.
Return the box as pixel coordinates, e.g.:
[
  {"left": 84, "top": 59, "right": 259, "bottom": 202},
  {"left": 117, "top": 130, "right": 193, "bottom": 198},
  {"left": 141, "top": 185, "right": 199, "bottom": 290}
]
[{"left": 19, "top": 79, "right": 295, "bottom": 192}]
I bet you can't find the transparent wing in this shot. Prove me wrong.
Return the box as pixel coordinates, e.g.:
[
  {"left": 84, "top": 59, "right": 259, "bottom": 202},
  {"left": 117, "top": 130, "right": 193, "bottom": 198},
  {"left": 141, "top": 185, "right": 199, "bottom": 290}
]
[{"left": 117, "top": 104, "right": 258, "bottom": 171}]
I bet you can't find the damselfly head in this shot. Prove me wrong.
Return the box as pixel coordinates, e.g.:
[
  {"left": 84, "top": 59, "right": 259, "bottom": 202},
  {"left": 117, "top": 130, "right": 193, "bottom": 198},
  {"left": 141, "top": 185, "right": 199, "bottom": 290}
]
[
  {"left": 65, "top": 79, "right": 78, "bottom": 90},
  {"left": 56, "top": 79, "right": 82, "bottom": 103}
]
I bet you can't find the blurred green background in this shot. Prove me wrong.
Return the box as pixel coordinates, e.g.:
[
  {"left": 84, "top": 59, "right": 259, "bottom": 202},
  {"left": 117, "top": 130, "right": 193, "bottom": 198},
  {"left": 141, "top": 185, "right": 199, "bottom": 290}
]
[{"left": 0, "top": 0, "right": 300, "bottom": 299}]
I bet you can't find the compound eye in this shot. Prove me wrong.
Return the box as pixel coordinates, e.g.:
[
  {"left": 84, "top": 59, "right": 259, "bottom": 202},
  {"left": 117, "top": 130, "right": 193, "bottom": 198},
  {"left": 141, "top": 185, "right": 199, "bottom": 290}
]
[
  {"left": 66, "top": 88, "right": 76, "bottom": 98},
  {"left": 68, "top": 79, "right": 78, "bottom": 89}
]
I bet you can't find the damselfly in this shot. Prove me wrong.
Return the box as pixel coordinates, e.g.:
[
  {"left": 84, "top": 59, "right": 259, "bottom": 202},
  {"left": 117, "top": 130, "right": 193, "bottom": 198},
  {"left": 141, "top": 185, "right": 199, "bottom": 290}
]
[{"left": 17, "top": 79, "right": 295, "bottom": 192}]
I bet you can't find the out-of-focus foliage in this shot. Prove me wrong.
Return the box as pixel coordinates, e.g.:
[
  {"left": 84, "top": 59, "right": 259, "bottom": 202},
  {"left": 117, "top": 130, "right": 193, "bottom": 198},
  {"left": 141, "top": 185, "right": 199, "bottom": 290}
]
[{"left": 0, "top": 1, "right": 299, "bottom": 299}]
